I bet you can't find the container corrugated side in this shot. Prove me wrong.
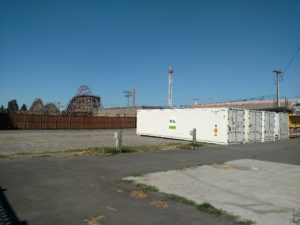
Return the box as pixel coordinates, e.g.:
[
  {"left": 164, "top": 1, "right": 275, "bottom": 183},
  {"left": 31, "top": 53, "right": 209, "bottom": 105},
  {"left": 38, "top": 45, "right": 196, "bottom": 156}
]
[
  {"left": 262, "top": 111, "right": 276, "bottom": 142},
  {"left": 245, "top": 110, "right": 263, "bottom": 143},
  {"left": 279, "top": 112, "right": 289, "bottom": 139}
]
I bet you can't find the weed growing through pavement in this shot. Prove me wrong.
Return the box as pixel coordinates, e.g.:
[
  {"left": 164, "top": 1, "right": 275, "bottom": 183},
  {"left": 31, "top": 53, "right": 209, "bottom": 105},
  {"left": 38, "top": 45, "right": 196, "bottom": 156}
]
[
  {"left": 167, "top": 194, "right": 197, "bottom": 206},
  {"left": 166, "top": 195, "right": 255, "bottom": 225},
  {"left": 197, "top": 202, "right": 223, "bottom": 215},
  {"left": 136, "top": 183, "right": 159, "bottom": 192},
  {"left": 117, "top": 179, "right": 134, "bottom": 184},
  {"left": 129, "top": 172, "right": 144, "bottom": 177},
  {"left": 196, "top": 202, "right": 255, "bottom": 225}
]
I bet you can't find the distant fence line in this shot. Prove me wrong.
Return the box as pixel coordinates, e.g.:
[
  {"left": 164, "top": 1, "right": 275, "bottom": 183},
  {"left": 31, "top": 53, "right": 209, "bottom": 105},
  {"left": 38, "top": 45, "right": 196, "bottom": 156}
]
[{"left": 0, "top": 112, "right": 136, "bottom": 130}]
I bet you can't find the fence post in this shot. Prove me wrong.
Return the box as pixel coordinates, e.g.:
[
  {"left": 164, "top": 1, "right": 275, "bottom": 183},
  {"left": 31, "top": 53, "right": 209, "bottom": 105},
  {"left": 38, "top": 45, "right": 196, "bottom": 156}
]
[
  {"left": 114, "top": 129, "right": 122, "bottom": 151},
  {"left": 190, "top": 128, "right": 196, "bottom": 144}
]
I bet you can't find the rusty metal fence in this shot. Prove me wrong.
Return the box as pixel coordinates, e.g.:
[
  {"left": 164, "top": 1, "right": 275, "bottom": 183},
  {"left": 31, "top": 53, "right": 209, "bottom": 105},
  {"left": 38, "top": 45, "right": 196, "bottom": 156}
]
[{"left": 0, "top": 112, "right": 136, "bottom": 130}]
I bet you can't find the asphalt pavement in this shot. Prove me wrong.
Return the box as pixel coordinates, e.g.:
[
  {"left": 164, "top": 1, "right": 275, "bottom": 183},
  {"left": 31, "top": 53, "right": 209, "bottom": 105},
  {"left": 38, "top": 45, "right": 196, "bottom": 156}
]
[{"left": 0, "top": 138, "right": 299, "bottom": 225}]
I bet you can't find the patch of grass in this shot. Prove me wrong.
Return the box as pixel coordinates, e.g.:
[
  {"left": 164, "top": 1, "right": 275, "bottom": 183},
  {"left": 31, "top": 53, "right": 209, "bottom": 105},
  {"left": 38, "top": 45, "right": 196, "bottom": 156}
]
[
  {"left": 125, "top": 142, "right": 206, "bottom": 152},
  {"left": 166, "top": 194, "right": 255, "bottom": 225},
  {"left": 197, "top": 202, "right": 255, "bottom": 225},
  {"left": 0, "top": 141, "right": 205, "bottom": 159},
  {"left": 167, "top": 194, "right": 197, "bottom": 206},
  {"left": 119, "top": 147, "right": 137, "bottom": 153},
  {"left": 0, "top": 152, "right": 53, "bottom": 158},
  {"left": 190, "top": 142, "right": 205, "bottom": 147},
  {"left": 129, "top": 172, "right": 144, "bottom": 177},
  {"left": 117, "top": 179, "right": 159, "bottom": 192},
  {"left": 117, "top": 179, "right": 134, "bottom": 184},
  {"left": 66, "top": 147, "right": 137, "bottom": 156},
  {"left": 1, "top": 147, "right": 138, "bottom": 159},
  {"left": 197, "top": 202, "right": 222, "bottom": 215},
  {"left": 136, "top": 183, "right": 159, "bottom": 192},
  {"left": 37, "top": 154, "right": 51, "bottom": 157},
  {"left": 237, "top": 220, "right": 256, "bottom": 225}
]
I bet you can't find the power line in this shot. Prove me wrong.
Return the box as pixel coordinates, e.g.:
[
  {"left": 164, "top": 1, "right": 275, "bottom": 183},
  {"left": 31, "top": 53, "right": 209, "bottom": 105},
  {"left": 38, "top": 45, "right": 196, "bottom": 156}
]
[{"left": 283, "top": 47, "right": 300, "bottom": 75}]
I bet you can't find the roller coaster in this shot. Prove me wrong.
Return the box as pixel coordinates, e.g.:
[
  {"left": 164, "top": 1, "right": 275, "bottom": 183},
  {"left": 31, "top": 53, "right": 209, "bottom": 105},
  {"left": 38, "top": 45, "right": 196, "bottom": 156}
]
[
  {"left": 29, "top": 98, "right": 60, "bottom": 115},
  {"left": 66, "top": 85, "right": 101, "bottom": 116}
]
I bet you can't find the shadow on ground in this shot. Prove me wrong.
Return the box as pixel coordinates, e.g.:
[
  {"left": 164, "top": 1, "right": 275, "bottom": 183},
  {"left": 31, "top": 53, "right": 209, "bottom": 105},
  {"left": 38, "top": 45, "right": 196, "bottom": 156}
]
[{"left": 0, "top": 185, "right": 27, "bottom": 225}]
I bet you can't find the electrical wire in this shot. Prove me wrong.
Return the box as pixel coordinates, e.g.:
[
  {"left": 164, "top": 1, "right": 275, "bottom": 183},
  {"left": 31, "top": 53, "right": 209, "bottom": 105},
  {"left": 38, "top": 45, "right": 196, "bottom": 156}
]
[{"left": 283, "top": 47, "right": 300, "bottom": 75}]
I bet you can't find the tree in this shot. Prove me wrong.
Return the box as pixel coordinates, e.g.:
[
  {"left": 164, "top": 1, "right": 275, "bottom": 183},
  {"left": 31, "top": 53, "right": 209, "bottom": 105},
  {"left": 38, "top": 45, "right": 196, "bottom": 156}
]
[
  {"left": 20, "top": 104, "right": 27, "bottom": 111},
  {"left": 7, "top": 99, "right": 19, "bottom": 111},
  {"left": 0, "top": 105, "right": 4, "bottom": 113}
]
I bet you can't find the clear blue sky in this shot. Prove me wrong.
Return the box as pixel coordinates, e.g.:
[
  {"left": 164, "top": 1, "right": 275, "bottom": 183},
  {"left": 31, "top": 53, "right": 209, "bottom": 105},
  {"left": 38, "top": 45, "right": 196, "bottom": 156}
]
[{"left": 0, "top": 0, "right": 299, "bottom": 109}]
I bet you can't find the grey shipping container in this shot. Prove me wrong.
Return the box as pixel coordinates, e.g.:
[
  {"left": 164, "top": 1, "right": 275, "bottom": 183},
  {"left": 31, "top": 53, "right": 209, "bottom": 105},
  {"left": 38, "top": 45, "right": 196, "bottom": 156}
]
[
  {"left": 279, "top": 112, "right": 289, "bottom": 139},
  {"left": 228, "top": 109, "right": 245, "bottom": 144},
  {"left": 262, "top": 111, "right": 276, "bottom": 142},
  {"left": 246, "top": 110, "right": 263, "bottom": 143}
]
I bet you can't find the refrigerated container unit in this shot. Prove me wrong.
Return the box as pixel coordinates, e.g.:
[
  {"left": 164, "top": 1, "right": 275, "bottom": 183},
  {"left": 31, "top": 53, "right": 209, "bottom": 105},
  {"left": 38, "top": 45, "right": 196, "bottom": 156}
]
[
  {"left": 137, "top": 108, "right": 245, "bottom": 145},
  {"left": 244, "top": 110, "right": 263, "bottom": 143},
  {"left": 262, "top": 111, "right": 276, "bottom": 142}
]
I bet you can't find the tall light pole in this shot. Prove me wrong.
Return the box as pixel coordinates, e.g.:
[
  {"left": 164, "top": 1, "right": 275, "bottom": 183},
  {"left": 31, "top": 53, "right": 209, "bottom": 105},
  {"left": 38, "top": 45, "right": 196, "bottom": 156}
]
[
  {"left": 273, "top": 70, "right": 282, "bottom": 107},
  {"left": 168, "top": 67, "right": 174, "bottom": 108}
]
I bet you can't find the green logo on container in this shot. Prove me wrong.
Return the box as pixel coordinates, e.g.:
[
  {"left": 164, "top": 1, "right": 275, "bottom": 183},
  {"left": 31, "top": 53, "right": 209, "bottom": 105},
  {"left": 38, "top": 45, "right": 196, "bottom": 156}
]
[{"left": 169, "top": 118, "right": 176, "bottom": 130}]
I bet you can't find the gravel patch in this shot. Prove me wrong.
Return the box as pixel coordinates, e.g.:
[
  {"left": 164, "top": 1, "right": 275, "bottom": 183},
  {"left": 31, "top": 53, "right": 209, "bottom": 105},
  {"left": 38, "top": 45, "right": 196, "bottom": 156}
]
[{"left": 0, "top": 129, "right": 186, "bottom": 153}]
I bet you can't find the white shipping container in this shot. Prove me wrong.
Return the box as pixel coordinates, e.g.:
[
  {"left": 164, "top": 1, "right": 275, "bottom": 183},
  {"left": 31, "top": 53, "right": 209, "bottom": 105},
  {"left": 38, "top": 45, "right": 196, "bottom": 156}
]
[
  {"left": 262, "top": 111, "right": 276, "bottom": 142},
  {"left": 278, "top": 112, "right": 289, "bottom": 139},
  {"left": 244, "top": 110, "right": 263, "bottom": 143},
  {"left": 137, "top": 108, "right": 245, "bottom": 145},
  {"left": 274, "top": 113, "right": 279, "bottom": 140}
]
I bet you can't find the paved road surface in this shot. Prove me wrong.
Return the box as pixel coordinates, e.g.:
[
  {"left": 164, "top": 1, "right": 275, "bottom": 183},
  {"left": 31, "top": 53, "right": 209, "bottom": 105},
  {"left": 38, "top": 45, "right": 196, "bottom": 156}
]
[{"left": 0, "top": 138, "right": 299, "bottom": 225}]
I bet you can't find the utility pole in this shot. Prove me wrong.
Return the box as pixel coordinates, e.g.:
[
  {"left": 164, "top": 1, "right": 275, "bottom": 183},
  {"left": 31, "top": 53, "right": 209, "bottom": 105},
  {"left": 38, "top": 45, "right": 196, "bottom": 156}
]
[
  {"left": 124, "top": 88, "right": 136, "bottom": 107},
  {"left": 168, "top": 67, "right": 174, "bottom": 108},
  {"left": 132, "top": 87, "right": 136, "bottom": 107},
  {"left": 124, "top": 91, "right": 132, "bottom": 107},
  {"left": 273, "top": 70, "right": 282, "bottom": 107}
]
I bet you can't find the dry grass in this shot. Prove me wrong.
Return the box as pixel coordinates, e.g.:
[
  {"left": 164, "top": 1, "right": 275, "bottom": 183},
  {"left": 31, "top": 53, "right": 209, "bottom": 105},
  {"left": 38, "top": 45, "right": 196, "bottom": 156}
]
[
  {"left": 84, "top": 215, "right": 105, "bottom": 225},
  {"left": 130, "top": 190, "right": 147, "bottom": 199},
  {"left": 150, "top": 200, "right": 169, "bottom": 208}
]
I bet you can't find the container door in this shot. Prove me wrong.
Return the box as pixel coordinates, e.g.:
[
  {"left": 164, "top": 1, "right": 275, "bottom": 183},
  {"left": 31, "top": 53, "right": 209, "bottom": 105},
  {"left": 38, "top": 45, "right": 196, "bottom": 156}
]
[
  {"left": 279, "top": 112, "right": 289, "bottom": 139},
  {"left": 249, "top": 111, "right": 262, "bottom": 142},
  {"left": 256, "top": 112, "right": 263, "bottom": 141},
  {"left": 264, "top": 112, "right": 275, "bottom": 142},
  {"left": 228, "top": 109, "right": 244, "bottom": 144}
]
